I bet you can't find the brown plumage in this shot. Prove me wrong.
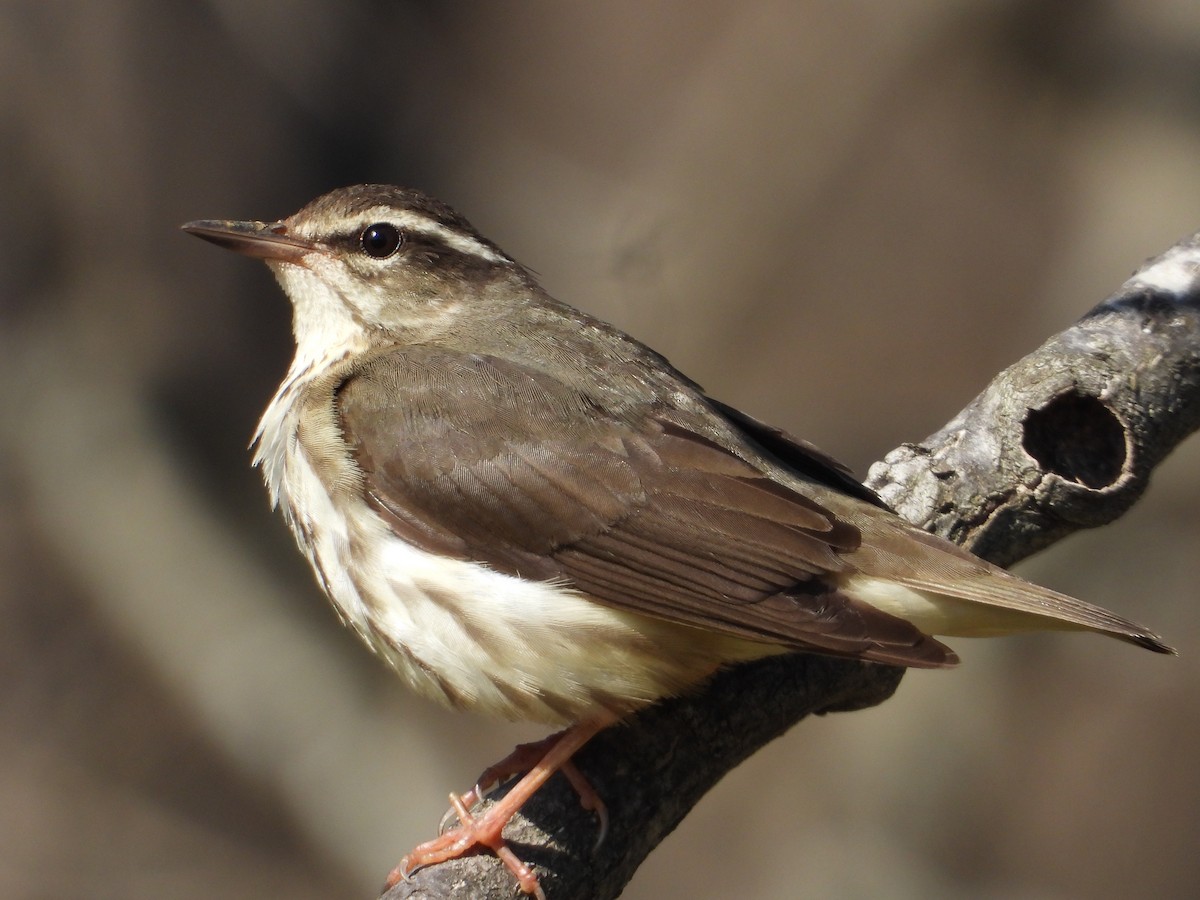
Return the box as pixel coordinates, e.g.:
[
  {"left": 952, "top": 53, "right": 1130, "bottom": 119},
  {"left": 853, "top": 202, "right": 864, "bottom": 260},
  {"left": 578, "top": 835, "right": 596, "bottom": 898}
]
[{"left": 183, "top": 185, "right": 1172, "bottom": 898}]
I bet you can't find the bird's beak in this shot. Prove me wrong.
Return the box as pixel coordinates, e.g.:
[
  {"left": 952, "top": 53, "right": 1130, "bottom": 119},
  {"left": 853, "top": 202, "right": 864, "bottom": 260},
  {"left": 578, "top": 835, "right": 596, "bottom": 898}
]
[{"left": 181, "top": 219, "right": 316, "bottom": 263}]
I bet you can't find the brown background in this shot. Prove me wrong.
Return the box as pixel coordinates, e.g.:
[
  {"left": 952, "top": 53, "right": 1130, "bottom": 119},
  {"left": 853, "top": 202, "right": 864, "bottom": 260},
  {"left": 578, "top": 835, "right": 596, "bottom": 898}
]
[{"left": 3, "top": 2, "right": 1199, "bottom": 898}]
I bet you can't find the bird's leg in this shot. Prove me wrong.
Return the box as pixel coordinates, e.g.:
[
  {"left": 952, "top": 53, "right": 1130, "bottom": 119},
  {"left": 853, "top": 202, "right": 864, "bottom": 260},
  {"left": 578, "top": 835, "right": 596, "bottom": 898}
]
[
  {"left": 444, "top": 732, "right": 566, "bottom": 828},
  {"left": 389, "top": 715, "right": 613, "bottom": 897},
  {"left": 441, "top": 732, "right": 609, "bottom": 845}
]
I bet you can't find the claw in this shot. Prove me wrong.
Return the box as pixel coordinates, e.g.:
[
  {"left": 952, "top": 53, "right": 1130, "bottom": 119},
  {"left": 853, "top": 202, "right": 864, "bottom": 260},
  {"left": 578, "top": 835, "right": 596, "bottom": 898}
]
[
  {"left": 389, "top": 716, "right": 613, "bottom": 897},
  {"left": 560, "top": 760, "right": 609, "bottom": 849}
]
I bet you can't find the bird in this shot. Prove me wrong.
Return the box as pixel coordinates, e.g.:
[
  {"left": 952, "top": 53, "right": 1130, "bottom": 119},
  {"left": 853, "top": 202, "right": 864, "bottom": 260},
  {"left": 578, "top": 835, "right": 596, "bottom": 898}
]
[{"left": 183, "top": 184, "right": 1172, "bottom": 898}]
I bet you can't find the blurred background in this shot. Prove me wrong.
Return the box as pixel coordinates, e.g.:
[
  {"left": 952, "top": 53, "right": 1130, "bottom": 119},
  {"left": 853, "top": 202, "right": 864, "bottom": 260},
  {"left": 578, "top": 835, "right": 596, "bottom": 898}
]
[{"left": 3, "top": 1, "right": 1199, "bottom": 897}]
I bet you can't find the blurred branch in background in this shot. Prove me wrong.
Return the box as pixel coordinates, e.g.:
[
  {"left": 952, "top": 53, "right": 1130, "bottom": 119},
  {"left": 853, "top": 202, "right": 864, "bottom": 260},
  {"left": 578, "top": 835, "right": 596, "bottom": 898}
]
[{"left": 3, "top": 2, "right": 1199, "bottom": 898}]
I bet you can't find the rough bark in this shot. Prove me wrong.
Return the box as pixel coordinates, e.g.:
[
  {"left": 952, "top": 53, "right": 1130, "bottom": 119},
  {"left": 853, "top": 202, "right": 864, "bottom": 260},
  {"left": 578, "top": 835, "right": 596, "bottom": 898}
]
[{"left": 383, "top": 233, "right": 1200, "bottom": 900}]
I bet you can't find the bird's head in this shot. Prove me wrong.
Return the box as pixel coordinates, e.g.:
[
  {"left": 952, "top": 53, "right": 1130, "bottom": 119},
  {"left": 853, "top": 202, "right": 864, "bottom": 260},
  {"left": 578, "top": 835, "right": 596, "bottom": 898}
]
[{"left": 184, "top": 185, "right": 526, "bottom": 353}]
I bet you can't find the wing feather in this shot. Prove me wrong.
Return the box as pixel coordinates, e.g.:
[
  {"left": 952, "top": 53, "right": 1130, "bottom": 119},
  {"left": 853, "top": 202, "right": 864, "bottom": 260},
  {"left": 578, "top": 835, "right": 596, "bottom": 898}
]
[{"left": 336, "top": 347, "right": 955, "bottom": 667}]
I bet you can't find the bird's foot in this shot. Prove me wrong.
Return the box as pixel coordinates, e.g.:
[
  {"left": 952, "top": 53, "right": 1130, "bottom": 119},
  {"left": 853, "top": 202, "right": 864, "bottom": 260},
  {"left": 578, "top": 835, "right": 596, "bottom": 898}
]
[
  {"left": 391, "top": 794, "right": 546, "bottom": 898},
  {"left": 441, "top": 734, "right": 608, "bottom": 847},
  {"left": 387, "top": 717, "right": 612, "bottom": 897}
]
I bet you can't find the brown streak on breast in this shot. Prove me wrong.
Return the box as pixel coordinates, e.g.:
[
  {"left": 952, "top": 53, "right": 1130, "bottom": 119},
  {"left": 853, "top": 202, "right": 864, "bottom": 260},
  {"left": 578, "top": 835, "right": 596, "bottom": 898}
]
[
  {"left": 367, "top": 618, "right": 474, "bottom": 711},
  {"left": 421, "top": 583, "right": 498, "bottom": 654},
  {"left": 292, "top": 352, "right": 371, "bottom": 505}
]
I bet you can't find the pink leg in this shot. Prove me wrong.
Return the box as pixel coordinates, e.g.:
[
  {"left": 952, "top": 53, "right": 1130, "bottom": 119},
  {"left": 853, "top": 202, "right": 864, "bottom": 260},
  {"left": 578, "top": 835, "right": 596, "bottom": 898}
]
[
  {"left": 444, "top": 734, "right": 609, "bottom": 845},
  {"left": 387, "top": 715, "right": 614, "bottom": 897}
]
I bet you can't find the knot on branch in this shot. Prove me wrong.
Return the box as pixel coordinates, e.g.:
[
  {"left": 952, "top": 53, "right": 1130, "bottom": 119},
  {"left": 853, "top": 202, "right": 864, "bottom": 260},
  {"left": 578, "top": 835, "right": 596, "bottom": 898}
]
[{"left": 1021, "top": 390, "right": 1128, "bottom": 490}]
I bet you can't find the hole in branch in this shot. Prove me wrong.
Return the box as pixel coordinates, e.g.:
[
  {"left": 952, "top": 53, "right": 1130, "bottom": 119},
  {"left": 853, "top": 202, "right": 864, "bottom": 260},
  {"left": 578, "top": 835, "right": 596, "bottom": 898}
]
[{"left": 1022, "top": 391, "right": 1126, "bottom": 489}]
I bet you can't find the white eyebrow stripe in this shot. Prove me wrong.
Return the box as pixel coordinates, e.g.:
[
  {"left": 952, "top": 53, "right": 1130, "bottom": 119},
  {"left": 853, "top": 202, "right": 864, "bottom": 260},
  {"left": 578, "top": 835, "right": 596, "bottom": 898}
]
[{"left": 360, "top": 206, "right": 509, "bottom": 264}]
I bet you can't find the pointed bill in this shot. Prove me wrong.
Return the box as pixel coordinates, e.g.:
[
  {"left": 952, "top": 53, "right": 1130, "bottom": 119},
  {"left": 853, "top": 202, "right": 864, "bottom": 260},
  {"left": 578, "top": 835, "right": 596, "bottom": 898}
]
[{"left": 182, "top": 219, "right": 315, "bottom": 263}]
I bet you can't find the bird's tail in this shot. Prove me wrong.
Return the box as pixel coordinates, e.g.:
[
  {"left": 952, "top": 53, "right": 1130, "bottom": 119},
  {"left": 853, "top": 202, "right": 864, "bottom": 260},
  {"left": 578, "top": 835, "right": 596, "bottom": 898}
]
[{"left": 844, "top": 519, "right": 1174, "bottom": 655}]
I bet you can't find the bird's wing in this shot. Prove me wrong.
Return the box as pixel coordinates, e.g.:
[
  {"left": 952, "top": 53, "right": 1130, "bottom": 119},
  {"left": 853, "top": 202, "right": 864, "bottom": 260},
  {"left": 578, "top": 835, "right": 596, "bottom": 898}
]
[
  {"left": 335, "top": 347, "right": 956, "bottom": 668},
  {"left": 704, "top": 397, "right": 889, "bottom": 507}
]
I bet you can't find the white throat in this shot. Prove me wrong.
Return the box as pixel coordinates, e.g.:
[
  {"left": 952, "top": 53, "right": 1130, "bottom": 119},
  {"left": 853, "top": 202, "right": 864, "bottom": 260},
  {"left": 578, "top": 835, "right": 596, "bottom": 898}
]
[{"left": 252, "top": 260, "right": 371, "bottom": 505}]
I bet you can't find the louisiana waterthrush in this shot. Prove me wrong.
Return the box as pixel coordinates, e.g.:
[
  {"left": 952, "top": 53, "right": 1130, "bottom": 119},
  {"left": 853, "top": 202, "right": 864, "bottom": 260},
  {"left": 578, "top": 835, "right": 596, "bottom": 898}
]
[{"left": 184, "top": 185, "right": 1171, "bottom": 898}]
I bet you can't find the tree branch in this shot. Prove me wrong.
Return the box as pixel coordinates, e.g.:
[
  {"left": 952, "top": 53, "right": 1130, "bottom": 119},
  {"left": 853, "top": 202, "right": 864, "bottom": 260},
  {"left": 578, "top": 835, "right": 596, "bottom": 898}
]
[{"left": 383, "top": 233, "right": 1200, "bottom": 900}]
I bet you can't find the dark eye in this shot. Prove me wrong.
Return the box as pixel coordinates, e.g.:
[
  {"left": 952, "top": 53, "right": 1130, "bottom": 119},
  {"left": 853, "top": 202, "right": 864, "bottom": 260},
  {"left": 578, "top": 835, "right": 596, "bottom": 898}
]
[{"left": 360, "top": 222, "right": 403, "bottom": 259}]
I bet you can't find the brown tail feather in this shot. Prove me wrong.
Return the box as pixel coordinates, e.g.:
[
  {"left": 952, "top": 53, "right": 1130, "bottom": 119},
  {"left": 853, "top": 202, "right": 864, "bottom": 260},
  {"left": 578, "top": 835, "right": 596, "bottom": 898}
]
[{"left": 847, "top": 518, "right": 1175, "bottom": 654}]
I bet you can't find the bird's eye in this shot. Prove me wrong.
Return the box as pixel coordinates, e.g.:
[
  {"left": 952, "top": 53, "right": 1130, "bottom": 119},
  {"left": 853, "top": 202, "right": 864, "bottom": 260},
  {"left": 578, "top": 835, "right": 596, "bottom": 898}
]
[{"left": 360, "top": 223, "right": 403, "bottom": 259}]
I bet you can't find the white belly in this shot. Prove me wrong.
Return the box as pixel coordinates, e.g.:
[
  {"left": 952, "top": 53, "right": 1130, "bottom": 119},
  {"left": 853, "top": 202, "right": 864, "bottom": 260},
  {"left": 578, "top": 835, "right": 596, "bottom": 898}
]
[{"left": 267, "top": 429, "right": 769, "bottom": 724}]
